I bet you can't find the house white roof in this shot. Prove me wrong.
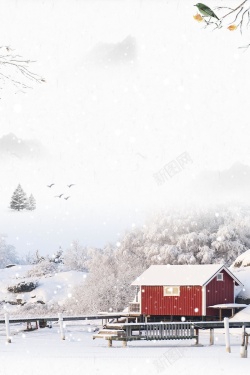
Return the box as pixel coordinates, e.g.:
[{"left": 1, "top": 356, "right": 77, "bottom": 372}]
[{"left": 131, "top": 264, "right": 243, "bottom": 287}]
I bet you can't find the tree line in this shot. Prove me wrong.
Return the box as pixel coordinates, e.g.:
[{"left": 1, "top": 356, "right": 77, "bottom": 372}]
[{"left": 2, "top": 203, "right": 250, "bottom": 314}]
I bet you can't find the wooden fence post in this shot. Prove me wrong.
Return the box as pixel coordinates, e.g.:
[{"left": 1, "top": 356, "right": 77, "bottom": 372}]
[
  {"left": 245, "top": 334, "right": 249, "bottom": 358},
  {"left": 122, "top": 340, "right": 127, "bottom": 347},
  {"left": 194, "top": 328, "right": 199, "bottom": 345},
  {"left": 240, "top": 325, "right": 247, "bottom": 358},
  {"left": 58, "top": 313, "right": 65, "bottom": 340},
  {"left": 5, "top": 313, "right": 11, "bottom": 343},
  {"left": 224, "top": 317, "right": 231, "bottom": 353},
  {"left": 209, "top": 328, "right": 214, "bottom": 345}
]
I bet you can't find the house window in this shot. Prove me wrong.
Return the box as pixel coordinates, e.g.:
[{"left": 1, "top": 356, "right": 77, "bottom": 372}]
[
  {"left": 217, "top": 273, "right": 224, "bottom": 281},
  {"left": 163, "top": 286, "right": 180, "bottom": 296}
]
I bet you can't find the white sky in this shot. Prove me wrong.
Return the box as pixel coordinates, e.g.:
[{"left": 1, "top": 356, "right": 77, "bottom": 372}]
[{"left": 0, "top": 0, "right": 250, "bottom": 255}]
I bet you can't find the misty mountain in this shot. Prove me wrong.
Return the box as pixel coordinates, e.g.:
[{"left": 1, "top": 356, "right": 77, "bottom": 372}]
[
  {"left": 86, "top": 35, "right": 137, "bottom": 66},
  {"left": 190, "top": 162, "right": 250, "bottom": 202},
  {"left": 0, "top": 133, "right": 47, "bottom": 160}
]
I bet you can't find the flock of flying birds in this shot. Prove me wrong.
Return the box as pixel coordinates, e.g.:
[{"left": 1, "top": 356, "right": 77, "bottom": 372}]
[{"left": 47, "top": 183, "right": 75, "bottom": 200}]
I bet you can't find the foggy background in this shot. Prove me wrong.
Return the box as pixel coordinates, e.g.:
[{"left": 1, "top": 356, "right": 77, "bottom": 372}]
[{"left": 0, "top": 0, "right": 249, "bottom": 255}]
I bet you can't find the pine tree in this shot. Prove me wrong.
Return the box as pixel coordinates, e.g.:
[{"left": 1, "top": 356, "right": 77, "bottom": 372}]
[
  {"left": 10, "top": 184, "right": 28, "bottom": 211},
  {"left": 26, "top": 194, "right": 36, "bottom": 211}
]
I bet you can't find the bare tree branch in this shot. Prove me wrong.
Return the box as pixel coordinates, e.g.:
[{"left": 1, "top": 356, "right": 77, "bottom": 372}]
[
  {"left": 220, "top": 0, "right": 248, "bottom": 20},
  {"left": 0, "top": 45, "right": 45, "bottom": 96},
  {"left": 194, "top": 0, "right": 250, "bottom": 49}
]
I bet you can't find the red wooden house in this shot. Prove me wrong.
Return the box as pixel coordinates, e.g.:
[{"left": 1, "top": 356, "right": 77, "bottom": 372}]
[{"left": 130, "top": 264, "right": 243, "bottom": 319}]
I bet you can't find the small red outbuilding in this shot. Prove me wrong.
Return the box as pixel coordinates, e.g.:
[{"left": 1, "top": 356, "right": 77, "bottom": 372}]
[{"left": 131, "top": 264, "right": 243, "bottom": 319}]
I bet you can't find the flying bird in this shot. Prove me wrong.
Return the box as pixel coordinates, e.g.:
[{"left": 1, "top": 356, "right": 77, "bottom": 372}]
[
  {"left": 194, "top": 3, "right": 220, "bottom": 20},
  {"left": 47, "top": 183, "right": 55, "bottom": 188},
  {"left": 67, "top": 184, "right": 75, "bottom": 188},
  {"left": 64, "top": 196, "right": 70, "bottom": 200},
  {"left": 55, "top": 194, "right": 64, "bottom": 198}
]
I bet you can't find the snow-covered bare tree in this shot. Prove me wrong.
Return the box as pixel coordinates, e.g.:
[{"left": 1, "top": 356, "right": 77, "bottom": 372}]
[
  {"left": 32, "top": 250, "right": 46, "bottom": 264},
  {"left": 26, "top": 258, "right": 57, "bottom": 277},
  {"left": 26, "top": 194, "right": 36, "bottom": 211},
  {"left": 66, "top": 247, "right": 121, "bottom": 314},
  {"left": 0, "top": 45, "right": 44, "bottom": 95},
  {"left": 10, "top": 184, "right": 28, "bottom": 211},
  {"left": 0, "top": 238, "right": 19, "bottom": 268},
  {"left": 63, "top": 241, "right": 90, "bottom": 272}
]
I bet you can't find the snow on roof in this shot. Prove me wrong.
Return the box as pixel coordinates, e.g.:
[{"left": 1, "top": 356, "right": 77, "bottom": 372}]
[
  {"left": 231, "top": 265, "right": 250, "bottom": 299},
  {"left": 208, "top": 303, "right": 247, "bottom": 309},
  {"left": 230, "top": 305, "right": 250, "bottom": 322},
  {"left": 131, "top": 264, "right": 242, "bottom": 286},
  {"left": 232, "top": 249, "right": 250, "bottom": 268}
]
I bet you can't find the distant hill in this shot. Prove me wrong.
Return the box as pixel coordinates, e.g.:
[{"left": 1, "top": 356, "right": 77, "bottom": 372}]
[
  {"left": 86, "top": 35, "right": 137, "bottom": 66},
  {"left": 189, "top": 162, "right": 250, "bottom": 202},
  {"left": 0, "top": 133, "right": 47, "bottom": 160}
]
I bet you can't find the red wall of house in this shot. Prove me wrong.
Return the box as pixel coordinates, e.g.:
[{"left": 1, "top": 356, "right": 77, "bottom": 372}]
[
  {"left": 206, "top": 269, "right": 235, "bottom": 317},
  {"left": 141, "top": 285, "right": 202, "bottom": 316}
]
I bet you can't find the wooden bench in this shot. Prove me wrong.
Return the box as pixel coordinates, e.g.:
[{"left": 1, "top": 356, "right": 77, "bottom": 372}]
[{"left": 93, "top": 322, "right": 199, "bottom": 347}]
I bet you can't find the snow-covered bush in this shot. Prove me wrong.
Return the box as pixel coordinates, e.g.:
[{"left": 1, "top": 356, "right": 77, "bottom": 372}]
[{"left": 26, "top": 259, "right": 58, "bottom": 277}]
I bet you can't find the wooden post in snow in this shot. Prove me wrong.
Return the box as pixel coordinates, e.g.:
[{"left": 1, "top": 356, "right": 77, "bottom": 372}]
[
  {"left": 245, "top": 334, "right": 249, "bottom": 358},
  {"left": 58, "top": 313, "right": 65, "bottom": 340},
  {"left": 5, "top": 313, "right": 11, "bottom": 343},
  {"left": 240, "top": 325, "right": 247, "bottom": 358},
  {"left": 209, "top": 328, "right": 214, "bottom": 345},
  {"left": 224, "top": 317, "right": 231, "bottom": 353},
  {"left": 194, "top": 328, "right": 199, "bottom": 345},
  {"left": 122, "top": 340, "right": 127, "bottom": 348}
]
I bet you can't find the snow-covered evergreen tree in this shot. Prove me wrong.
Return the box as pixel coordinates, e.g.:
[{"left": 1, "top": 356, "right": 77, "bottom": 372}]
[
  {"left": 10, "top": 184, "right": 28, "bottom": 211},
  {"left": 50, "top": 247, "right": 64, "bottom": 263},
  {"left": 26, "top": 194, "right": 36, "bottom": 211}
]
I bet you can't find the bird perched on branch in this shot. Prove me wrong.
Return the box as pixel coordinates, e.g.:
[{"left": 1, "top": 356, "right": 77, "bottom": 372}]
[{"left": 194, "top": 3, "right": 219, "bottom": 20}]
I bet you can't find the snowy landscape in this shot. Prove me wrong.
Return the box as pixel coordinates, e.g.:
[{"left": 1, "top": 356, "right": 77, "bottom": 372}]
[
  {"left": 0, "top": 251, "right": 250, "bottom": 375},
  {"left": 1, "top": 0, "right": 250, "bottom": 373},
  {"left": 0, "top": 265, "right": 250, "bottom": 375}
]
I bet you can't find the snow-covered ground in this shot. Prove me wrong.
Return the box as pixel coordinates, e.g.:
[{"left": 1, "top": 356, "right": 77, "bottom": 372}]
[
  {"left": 0, "top": 260, "right": 250, "bottom": 374},
  {"left": 0, "top": 265, "right": 86, "bottom": 315},
  {"left": 0, "top": 321, "right": 249, "bottom": 375},
  {"left": 231, "top": 305, "right": 250, "bottom": 322}
]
